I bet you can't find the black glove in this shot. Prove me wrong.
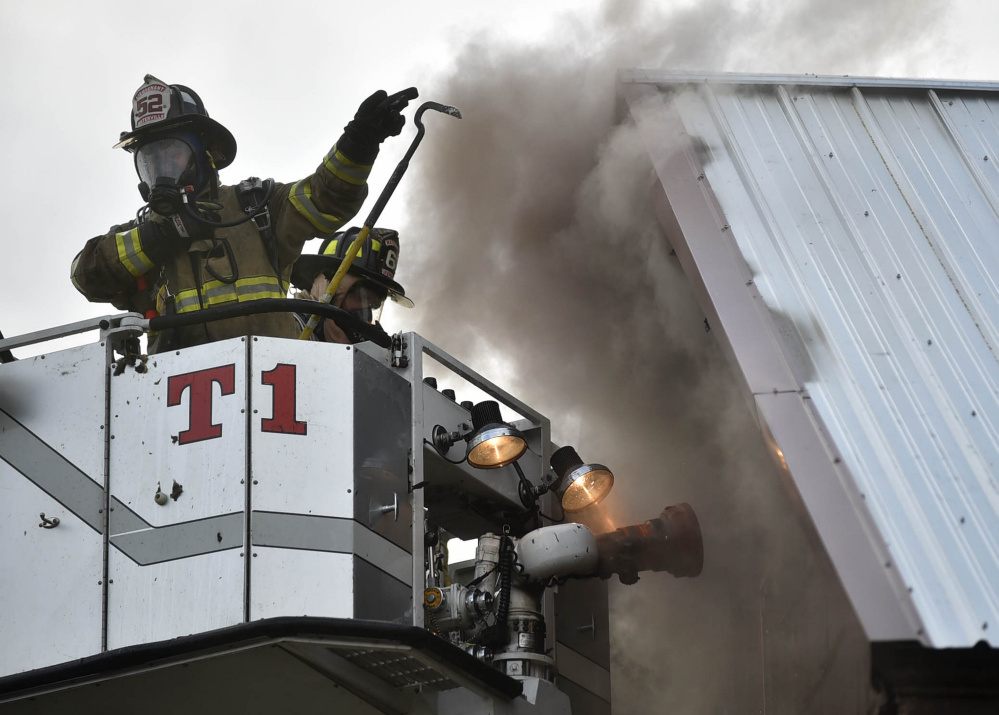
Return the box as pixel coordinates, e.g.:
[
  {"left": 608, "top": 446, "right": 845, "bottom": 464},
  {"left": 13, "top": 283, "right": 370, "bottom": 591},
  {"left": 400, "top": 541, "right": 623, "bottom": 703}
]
[
  {"left": 139, "top": 212, "right": 212, "bottom": 266},
  {"left": 339, "top": 87, "right": 418, "bottom": 163}
]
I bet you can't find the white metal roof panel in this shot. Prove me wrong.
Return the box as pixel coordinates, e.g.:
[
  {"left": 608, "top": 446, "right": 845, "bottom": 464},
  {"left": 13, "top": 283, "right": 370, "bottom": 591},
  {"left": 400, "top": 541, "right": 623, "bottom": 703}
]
[{"left": 622, "top": 72, "right": 999, "bottom": 648}]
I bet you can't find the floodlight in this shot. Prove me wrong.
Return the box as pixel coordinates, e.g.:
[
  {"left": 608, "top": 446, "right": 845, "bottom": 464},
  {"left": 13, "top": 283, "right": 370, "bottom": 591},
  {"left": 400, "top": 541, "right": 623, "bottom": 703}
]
[
  {"left": 465, "top": 401, "right": 528, "bottom": 469},
  {"left": 549, "top": 445, "right": 614, "bottom": 513}
]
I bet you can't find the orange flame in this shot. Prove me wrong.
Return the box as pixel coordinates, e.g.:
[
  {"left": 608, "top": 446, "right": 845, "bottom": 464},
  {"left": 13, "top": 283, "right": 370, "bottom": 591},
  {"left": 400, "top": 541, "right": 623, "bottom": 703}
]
[{"left": 572, "top": 503, "right": 619, "bottom": 534}]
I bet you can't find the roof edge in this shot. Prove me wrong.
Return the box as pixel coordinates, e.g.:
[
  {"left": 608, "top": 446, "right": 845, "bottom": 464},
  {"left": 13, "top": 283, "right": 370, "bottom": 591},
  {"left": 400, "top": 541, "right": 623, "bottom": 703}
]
[{"left": 618, "top": 69, "right": 999, "bottom": 93}]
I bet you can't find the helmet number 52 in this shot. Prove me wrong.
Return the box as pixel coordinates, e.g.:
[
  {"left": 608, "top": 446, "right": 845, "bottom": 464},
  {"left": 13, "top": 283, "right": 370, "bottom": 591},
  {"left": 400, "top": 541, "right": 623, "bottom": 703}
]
[{"left": 136, "top": 94, "right": 164, "bottom": 120}]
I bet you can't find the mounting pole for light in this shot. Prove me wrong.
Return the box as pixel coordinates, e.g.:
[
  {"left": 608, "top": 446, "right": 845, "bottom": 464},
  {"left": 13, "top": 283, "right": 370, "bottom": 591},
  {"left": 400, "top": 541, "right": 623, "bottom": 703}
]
[{"left": 299, "top": 97, "right": 463, "bottom": 340}]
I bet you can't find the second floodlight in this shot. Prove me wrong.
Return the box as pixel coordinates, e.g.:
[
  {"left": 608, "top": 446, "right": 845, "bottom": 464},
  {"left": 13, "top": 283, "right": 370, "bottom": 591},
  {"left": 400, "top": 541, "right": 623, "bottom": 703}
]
[
  {"left": 550, "top": 445, "right": 615, "bottom": 513},
  {"left": 465, "top": 401, "right": 528, "bottom": 469}
]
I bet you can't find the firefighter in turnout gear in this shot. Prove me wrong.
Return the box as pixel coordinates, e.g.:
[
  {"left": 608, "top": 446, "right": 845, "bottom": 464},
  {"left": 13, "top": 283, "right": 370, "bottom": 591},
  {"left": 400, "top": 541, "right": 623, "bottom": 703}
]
[
  {"left": 71, "top": 75, "right": 414, "bottom": 354},
  {"left": 290, "top": 227, "right": 412, "bottom": 344}
]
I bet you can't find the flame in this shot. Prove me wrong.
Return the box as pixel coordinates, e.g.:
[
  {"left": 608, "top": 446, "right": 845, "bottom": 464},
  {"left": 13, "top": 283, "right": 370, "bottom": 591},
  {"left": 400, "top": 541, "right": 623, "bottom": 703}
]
[
  {"left": 774, "top": 446, "right": 788, "bottom": 471},
  {"left": 571, "top": 502, "right": 619, "bottom": 534}
]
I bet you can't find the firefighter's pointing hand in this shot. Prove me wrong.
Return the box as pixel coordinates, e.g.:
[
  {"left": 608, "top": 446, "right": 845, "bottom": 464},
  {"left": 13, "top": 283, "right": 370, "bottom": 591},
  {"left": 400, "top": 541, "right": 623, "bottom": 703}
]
[{"left": 340, "top": 88, "right": 419, "bottom": 162}]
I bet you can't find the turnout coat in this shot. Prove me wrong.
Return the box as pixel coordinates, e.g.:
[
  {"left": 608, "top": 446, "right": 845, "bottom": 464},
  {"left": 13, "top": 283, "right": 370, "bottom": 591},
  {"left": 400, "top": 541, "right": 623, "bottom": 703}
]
[{"left": 71, "top": 144, "right": 371, "bottom": 354}]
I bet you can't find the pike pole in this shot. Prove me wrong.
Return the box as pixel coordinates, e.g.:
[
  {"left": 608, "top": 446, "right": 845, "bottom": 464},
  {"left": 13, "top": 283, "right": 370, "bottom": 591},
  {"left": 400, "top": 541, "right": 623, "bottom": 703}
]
[{"left": 298, "top": 97, "right": 462, "bottom": 340}]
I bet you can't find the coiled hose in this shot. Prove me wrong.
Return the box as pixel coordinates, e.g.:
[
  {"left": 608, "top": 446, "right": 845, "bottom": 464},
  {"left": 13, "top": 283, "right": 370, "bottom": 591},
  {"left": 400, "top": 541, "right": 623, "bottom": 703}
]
[
  {"left": 495, "top": 535, "right": 514, "bottom": 632},
  {"left": 477, "top": 534, "right": 515, "bottom": 647}
]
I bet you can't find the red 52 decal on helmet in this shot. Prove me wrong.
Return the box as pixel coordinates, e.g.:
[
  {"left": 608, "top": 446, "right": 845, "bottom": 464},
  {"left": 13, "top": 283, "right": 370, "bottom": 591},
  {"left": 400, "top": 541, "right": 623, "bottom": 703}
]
[{"left": 134, "top": 81, "right": 171, "bottom": 128}]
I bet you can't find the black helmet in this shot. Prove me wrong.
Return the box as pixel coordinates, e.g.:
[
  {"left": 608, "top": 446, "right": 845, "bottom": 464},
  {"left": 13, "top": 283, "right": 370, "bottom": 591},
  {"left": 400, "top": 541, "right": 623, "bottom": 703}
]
[
  {"left": 113, "top": 74, "right": 237, "bottom": 170},
  {"left": 292, "top": 227, "right": 413, "bottom": 308}
]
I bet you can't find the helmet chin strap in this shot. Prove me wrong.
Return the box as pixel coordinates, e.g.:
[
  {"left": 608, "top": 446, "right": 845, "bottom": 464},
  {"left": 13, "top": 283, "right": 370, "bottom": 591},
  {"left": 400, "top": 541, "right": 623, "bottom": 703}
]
[
  {"left": 207, "top": 168, "right": 220, "bottom": 202},
  {"left": 204, "top": 149, "right": 220, "bottom": 201}
]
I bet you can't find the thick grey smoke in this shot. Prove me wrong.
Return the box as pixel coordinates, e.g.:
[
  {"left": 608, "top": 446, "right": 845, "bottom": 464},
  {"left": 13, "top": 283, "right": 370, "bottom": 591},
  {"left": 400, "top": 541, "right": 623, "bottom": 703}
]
[{"left": 399, "top": 0, "right": 943, "bottom": 711}]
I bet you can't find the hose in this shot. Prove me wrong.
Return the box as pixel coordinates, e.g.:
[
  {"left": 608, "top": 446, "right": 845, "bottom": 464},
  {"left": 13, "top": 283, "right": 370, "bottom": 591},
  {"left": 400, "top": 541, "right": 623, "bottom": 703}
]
[
  {"left": 178, "top": 181, "right": 274, "bottom": 230},
  {"left": 477, "top": 534, "right": 514, "bottom": 647},
  {"left": 495, "top": 534, "right": 514, "bottom": 631}
]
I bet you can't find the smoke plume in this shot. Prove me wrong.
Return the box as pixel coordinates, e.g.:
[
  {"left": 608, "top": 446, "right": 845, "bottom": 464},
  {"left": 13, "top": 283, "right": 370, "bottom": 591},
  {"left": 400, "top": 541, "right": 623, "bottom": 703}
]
[{"left": 400, "top": 0, "right": 943, "bottom": 711}]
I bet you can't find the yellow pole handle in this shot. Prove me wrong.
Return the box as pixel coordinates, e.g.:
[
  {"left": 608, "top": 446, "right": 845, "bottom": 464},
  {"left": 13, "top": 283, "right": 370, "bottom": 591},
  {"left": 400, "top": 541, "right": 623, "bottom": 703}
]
[{"left": 297, "top": 225, "right": 372, "bottom": 340}]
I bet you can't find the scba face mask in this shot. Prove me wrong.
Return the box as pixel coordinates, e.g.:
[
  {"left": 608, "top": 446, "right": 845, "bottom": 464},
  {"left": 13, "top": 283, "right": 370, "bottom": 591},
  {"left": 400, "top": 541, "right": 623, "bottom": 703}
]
[
  {"left": 134, "top": 132, "right": 206, "bottom": 216},
  {"left": 136, "top": 137, "right": 194, "bottom": 184},
  {"left": 337, "top": 279, "right": 387, "bottom": 321},
  {"left": 310, "top": 274, "right": 387, "bottom": 344}
]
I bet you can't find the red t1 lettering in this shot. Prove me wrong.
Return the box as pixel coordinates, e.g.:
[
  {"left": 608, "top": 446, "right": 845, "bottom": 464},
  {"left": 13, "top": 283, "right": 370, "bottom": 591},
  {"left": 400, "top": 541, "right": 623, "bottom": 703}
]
[
  {"left": 261, "top": 364, "right": 307, "bottom": 435},
  {"left": 167, "top": 364, "right": 236, "bottom": 445}
]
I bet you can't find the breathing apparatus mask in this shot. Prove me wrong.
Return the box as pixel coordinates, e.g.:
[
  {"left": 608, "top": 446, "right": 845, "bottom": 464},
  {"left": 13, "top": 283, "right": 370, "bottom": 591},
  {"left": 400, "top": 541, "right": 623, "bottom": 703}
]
[
  {"left": 134, "top": 132, "right": 206, "bottom": 216},
  {"left": 312, "top": 274, "right": 387, "bottom": 344},
  {"left": 335, "top": 277, "right": 388, "bottom": 326}
]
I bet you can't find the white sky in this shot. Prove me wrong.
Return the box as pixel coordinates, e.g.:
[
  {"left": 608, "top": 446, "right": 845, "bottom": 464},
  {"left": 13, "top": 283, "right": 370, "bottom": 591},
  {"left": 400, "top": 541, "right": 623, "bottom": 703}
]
[{"left": 1, "top": 0, "right": 998, "bottom": 351}]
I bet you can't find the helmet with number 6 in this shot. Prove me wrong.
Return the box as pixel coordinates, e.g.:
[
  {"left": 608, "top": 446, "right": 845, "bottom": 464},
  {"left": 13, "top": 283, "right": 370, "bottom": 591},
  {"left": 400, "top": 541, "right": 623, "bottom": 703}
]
[
  {"left": 291, "top": 227, "right": 413, "bottom": 308},
  {"left": 113, "top": 74, "right": 237, "bottom": 170}
]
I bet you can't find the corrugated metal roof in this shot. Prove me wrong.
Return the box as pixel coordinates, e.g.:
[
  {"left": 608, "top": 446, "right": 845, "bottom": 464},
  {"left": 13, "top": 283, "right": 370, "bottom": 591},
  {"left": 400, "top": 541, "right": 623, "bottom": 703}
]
[{"left": 622, "top": 72, "right": 999, "bottom": 648}]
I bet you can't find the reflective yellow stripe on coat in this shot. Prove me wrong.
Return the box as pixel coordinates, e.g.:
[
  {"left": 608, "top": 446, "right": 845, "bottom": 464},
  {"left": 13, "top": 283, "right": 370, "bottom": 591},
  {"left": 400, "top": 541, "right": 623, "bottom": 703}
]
[
  {"left": 172, "top": 275, "right": 287, "bottom": 314},
  {"left": 323, "top": 144, "right": 371, "bottom": 186},
  {"left": 115, "top": 228, "right": 155, "bottom": 277},
  {"left": 289, "top": 177, "right": 348, "bottom": 235}
]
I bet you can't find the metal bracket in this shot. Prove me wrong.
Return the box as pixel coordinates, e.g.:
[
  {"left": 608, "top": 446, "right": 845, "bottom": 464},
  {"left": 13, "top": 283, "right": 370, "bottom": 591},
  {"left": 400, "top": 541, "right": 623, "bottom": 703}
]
[
  {"left": 370, "top": 493, "right": 399, "bottom": 522},
  {"left": 391, "top": 332, "right": 409, "bottom": 369},
  {"left": 104, "top": 317, "right": 148, "bottom": 358},
  {"left": 576, "top": 614, "right": 596, "bottom": 640},
  {"left": 38, "top": 513, "right": 60, "bottom": 529}
]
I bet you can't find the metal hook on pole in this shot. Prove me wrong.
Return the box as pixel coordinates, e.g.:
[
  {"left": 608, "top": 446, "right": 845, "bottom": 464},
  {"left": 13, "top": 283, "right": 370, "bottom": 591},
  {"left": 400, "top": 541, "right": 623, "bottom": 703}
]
[{"left": 299, "top": 96, "right": 463, "bottom": 341}]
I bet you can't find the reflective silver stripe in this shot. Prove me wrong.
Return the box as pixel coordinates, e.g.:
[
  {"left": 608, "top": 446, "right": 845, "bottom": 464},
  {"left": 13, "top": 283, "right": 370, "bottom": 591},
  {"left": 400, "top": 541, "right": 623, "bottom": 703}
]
[
  {"left": 353, "top": 520, "right": 412, "bottom": 586},
  {"left": 290, "top": 177, "right": 345, "bottom": 234},
  {"left": 0, "top": 406, "right": 245, "bottom": 566},
  {"left": 110, "top": 511, "right": 244, "bottom": 565},
  {"left": 174, "top": 277, "right": 285, "bottom": 313},
  {"left": 203, "top": 277, "right": 285, "bottom": 306},
  {"left": 323, "top": 144, "right": 372, "bottom": 186},
  {"left": 251, "top": 512, "right": 412, "bottom": 586},
  {"left": 252, "top": 512, "right": 352, "bottom": 550},
  {"left": 202, "top": 282, "right": 238, "bottom": 305},
  {"left": 173, "top": 291, "right": 202, "bottom": 313},
  {"left": 115, "top": 227, "right": 154, "bottom": 277},
  {"left": 0, "top": 411, "right": 412, "bottom": 572},
  {"left": 0, "top": 408, "right": 104, "bottom": 533},
  {"left": 555, "top": 643, "right": 612, "bottom": 703},
  {"left": 235, "top": 282, "right": 285, "bottom": 300}
]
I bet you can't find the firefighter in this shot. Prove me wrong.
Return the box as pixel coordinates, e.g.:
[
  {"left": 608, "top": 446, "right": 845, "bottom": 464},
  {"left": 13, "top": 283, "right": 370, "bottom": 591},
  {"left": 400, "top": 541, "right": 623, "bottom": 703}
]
[
  {"left": 70, "top": 74, "right": 413, "bottom": 354},
  {"left": 290, "top": 227, "right": 413, "bottom": 344}
]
